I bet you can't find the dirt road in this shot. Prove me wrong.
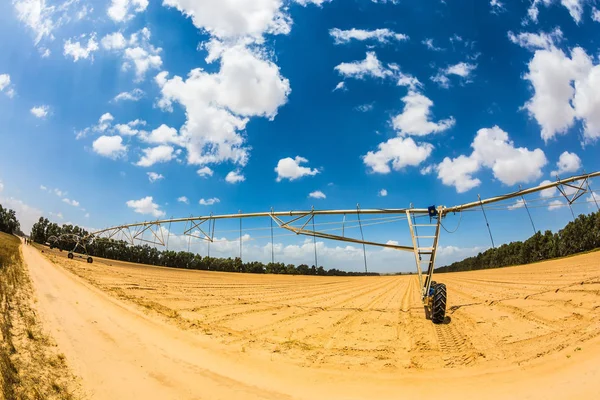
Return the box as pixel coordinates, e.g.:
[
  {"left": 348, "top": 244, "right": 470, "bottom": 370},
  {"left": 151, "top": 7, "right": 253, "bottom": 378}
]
[{"left": 25, "top": 244, "right": 600, "bottom": 399}]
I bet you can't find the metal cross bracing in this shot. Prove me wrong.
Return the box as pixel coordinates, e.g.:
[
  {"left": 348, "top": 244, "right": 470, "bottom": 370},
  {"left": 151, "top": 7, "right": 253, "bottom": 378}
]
[{"left": 48, "top": 171, "right": 600, "bottom": 323}]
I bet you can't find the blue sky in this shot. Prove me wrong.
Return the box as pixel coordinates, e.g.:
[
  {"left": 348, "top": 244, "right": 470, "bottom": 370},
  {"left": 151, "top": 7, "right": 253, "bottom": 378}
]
[{"left": 1, "top": 0, "right": 599, "bottom": 272}]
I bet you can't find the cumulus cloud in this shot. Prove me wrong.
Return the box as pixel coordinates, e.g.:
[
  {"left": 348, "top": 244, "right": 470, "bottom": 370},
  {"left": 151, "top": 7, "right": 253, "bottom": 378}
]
[
  {"left": 527, "top": 0, "right": 585, "bottom": 24},
  {"left": 113, "top": 88, "right": 144, "bottom": 102},
  {"left": 422, "top": 38, "right": 443, "bottom": 51},
  {"left": 0, "top": 194, "right": 43, "bottom": 233},
  {"left": 363, "top": 137, "right": 433, "bottom": 174},
  {"left": 199, "top": 197, "right": 220, "bottom": 206},
  {"left": 62, "top": 198, "right": 80, "bottom": 207},
  {"left": 392, "top": 91, "right": 455, "bottom": 136},
  {"left": 177, "top": 196, "right": 189, "bottom": 204},
  {"left": 77, "top": 112, "right": 114, "bottom": 139},
  {"left": 521, "top": 45, "right": 600, "bottom": 142},
  {"left": 432, "top": 62, "right": 477, "bottom": 88},
  {"left": 115, "top": 119, "right": 146, "bottom": 136},
  {"left": 436, "top": 126, "right": 547, "bottom": 193},
  {"left": 12, "top": 0, "right": 78, "bottom": 46},
  {"left": 102, "top": 28, "right": 162, "bottom": 82},
  {"left": 140, "top": 124, "right": 182, "bottom": 145},
  {"left": 508, "top": 28, "right": 563, "bottom": 51},
  {"left": 197, "top": 166, "right": 214, "bottom": 178},
  {"left": 548, "top": 199, "right": 564, "bottom": 210},
  {"left": 147, "top": 172, "right": 164, "bottom": 183},
  {"left": 490, "top": 0, "right": 505, "bottom": 13},
  {"left": 136, "top": 145, "right": 175, "bottom": 167},
  {"left": 0, "top": 74, "right": 15, "bottom": 98},
  {"left": 275, "top": 156, "right": 320, "bottom": 182},
  {"left": 552, "top": 151, "right": 581, "bottom": 176},
  {"left": 92, "top": 135, "right": 127, "bottom": 159},
  {"left": 335, "top": 52, "right": 395, "bottom": 80},
  {"left": 30, "top": 105, "right": 49, "bottom": 118},
  {"left": 225, "top": 170, "right": 245, "bottom": 184},
  {"left": 63, "top": 34, "right": 99, "bottom": 61},
  {"left": 308, "top": 190, "right": 326, "bottom": 199},
  {"left": 162, "top": 0, "right": 291, "bottom": 42},
  {"left": 329, "top": 28, "right": 408, "bottom": 44},
  {"left": 126, "top": 196, "right": 165, "bottom": 218},
  {"left": 379, "top": 189, "right": 388, "bottom": 197},
  {"left": 333, "top": 81, "right": 346, "bottom": 92},
  {"left": 108, "top": 0, "right": 148, "bottom": 22},
  {"left": 508, "top": 199, "right": 526, "bottom": 210},
  {"left": 156, "top": 43, "right": 290, "bottom": 167}
]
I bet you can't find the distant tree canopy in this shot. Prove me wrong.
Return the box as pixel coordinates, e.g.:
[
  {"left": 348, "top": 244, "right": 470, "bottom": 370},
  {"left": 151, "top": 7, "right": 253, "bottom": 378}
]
[
  {"left": 30, "top": 217, "right": 380, "bottom": 276},
  {"left": 0, "top": 203, "right": 20, "bottom": 235},
  {"left": 437, "top": 210, "right": 600, "bottom": 273}
]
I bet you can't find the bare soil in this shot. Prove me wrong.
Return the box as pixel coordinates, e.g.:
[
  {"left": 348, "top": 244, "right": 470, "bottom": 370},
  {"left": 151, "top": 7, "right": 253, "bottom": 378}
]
[{"left": 26, "top": 244, "right": 600, "bottom": 399}]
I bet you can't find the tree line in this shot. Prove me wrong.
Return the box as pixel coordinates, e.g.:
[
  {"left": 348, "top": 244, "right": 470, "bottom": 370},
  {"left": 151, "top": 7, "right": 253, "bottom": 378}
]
[
  {"left": 30, "top": 217, "right": 380, "bottom": 276},
  {"left": 436, "top": 210, "right": 600, "bottom": 273},
  {"left": 0, "top": 203, "right": 20, "bottom": 235}
]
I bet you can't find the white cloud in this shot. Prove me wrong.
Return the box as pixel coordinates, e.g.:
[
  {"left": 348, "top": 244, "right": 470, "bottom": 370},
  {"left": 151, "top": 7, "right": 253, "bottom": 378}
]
[
  {"left": 177, "top": 196, "right": 189, "bottom": 204},
  {"left": 432, "top": 62, "right": 477, "bottom": 88},
  {"left": 355, "top": 103, "right": 374, "bottom": 112},
  {"left": 422, "top": 38, "right": 443, "bottom": 51},
  {"left": 124, "top": 45, "right": 162, "bottom": 81},
  {"left": 162, "top": 0, "right": 291, "bottom": 42},
  {"left": 197, "top": 166, "right": 214, "bottom": 178},
  {"left": 522, "top": 46, "right": 600, "bottom": 142},
  {"left": 126, "top": 196, "right": 165, "bottom": 218},
  {"left": 593, "top": 7, "right": 600, "bottom": 22},
  {"left": 335, "top": 52, "right": 394, "bottom": 79},
  {"left": 548, "top": 199, "right": 564, "bottom": 210},
  {"left": 397, "top": 72, "right": 421, "bottom": 90},
  {"left": 539, "top": 180, "right": 558, "bottom": 198},
  {"left": 508, "top": 28, "right": 563, "bottom": 51},
  {"left": 147, "top": 172, "right": 164, "bottom": 183},
  {"left": 48, "top": 211, "right": 63, "bottom": 220},
  {"left": 420, "top": 165, "right": 434, "bottom": 175},
  {"left": 508, "top": 199, "right": 526, "bottom": 210},
  {"left": 92, "top": 135, "right": 127, "bottom": 159},
  {"left": 436, "top": 126, "right": 547, "bottom": 193},
  {"left": 490, "top": 0, "right": 505, "bottom": 13},
  {"left": 53, "top": 188, "right": 65, "bottom": 197},
  {"left": 64, "top": 34, "right": 99, "bottom": 62},
  {"left": 136, "top": 145, "right": 175, "bottom": 167},
  {"left": 363, "top": 137, "right": 433, "bottom": 174},
  {"left": 333, "top": 81, "right": 346, "bottom": 92},
  {"left": 275, "top": 156, "right": 320, "bottom": 182},
  {"left": 379, "top": 189, "right": 388, "bottom": 197},
  {"left": 392, "top": 91, "right": 455, "bottom": 136},
  {"left": 115, "top": 124, "right": 138, "bottom": 136},
  {"left": 101, "top": 32, "right": 127, "bottom": 50},
  {"left": 528, "top": 0, "right": 585, "bottom": 24},
  {"left": 78, "top": 112, "right": 114, "bottom": 139},
  {"left": 199, "top": 197, "right": 220, "bottom": 206},
  {"left": 30, "top": 105, "right": 49, "bottom": 118},
  {"left": 13, "top": 0, "right": 58, "bottom": 45},
  {"left": 108, "top": 0, "right": 148, "bottom": 22},
  {"left": 40, "top": 48, "right": 50, "bottom": 57},
  {"left": 140, "top": 124, "right": 182, "bottom": 145},
  {"left": 552, "top": 151, "right": 581, "bottom": 176},
  {"left": 39, "top": 185, "right": 47, "bottom": 191},
  {"left": 308, "top": 190, "right": 326, "bottom": 199},
  {"left": 225, "top": 170, "right": 245, "bottom": 184},
  {"left": 329, "top": 28, "right": 408, "bottom": 44},
  {"left": 294, "top": 0, "right": 332, "bottom": 6},
  {"left": 156, "top": 43, "right": 290, "bottom": 167},
  {"left": 113, "top": 88, "right": 144, "bottom": 101},
  {"left": 0, "top": 195, "right": 43, "bottom": 233},
  {"left": 62, "top": 198, "right": 80, "bottom": 207},
  {"left": 0, "top": 74, "right": 11, "bottom": 92}
]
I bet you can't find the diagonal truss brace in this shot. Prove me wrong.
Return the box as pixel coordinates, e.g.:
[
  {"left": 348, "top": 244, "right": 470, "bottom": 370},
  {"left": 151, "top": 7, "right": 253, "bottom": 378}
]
[
  {"left": 556, "top": 176, "right": 589, "bottom": 205},
  {"left": 270, "top": 211, "right": 414, "bottom": 251}
]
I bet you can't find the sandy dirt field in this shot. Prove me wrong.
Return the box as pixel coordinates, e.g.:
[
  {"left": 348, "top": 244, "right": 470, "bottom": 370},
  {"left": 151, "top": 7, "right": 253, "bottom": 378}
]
[{"left": 25, "top": 244, "right": 600, "bottom": 399}]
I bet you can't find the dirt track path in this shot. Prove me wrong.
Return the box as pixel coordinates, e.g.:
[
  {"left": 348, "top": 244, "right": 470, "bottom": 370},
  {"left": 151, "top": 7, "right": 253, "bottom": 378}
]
[{"left": 24, "top": 244, "right": 600, "bottom": 399}]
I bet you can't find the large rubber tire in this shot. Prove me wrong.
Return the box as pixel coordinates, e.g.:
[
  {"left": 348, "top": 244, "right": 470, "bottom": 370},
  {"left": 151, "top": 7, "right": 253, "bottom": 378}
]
[
  {"left": 87, "top": 257, "right": 93, "bottom": 264},
  {"left": 68, "top": 252, "right": 74, "bottom": 259},
  {"left": 431, "top": 283, "right": 447, "bottom": 324}
]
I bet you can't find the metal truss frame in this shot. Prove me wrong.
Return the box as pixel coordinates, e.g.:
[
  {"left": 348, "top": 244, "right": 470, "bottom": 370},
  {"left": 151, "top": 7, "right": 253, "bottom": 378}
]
[{"left": 56, "top": 171, "right": 599, "bottom": 311}]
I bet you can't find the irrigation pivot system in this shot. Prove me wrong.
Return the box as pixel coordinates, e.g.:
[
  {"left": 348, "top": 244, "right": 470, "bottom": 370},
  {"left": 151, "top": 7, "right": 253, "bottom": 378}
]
[{"left": 48, "top": 171, "right": 600, "bottom": 324}]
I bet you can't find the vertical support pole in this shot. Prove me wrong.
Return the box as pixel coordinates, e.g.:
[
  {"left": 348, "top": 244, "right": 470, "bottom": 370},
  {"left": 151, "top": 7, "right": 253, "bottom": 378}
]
[
  {"left": 406, "top": 209, "right": 424, "bottom": 291},
  {"left": 239, "top": 210, "right": 242, "bottom": 262},
  {"left": 166, "top": 219, "right": 172, "bottom": 250},
  {"left": 356, "top": 204, "right": 368, "bottom": 273},
  {"left": 270, "top": 208, "right": 275, "bottom": 264},
  {"left": 342, "top": 214, "right": 346, "bottom": 237},
  {"left": 312, "top": 213, "right": 318, "bottom": 268},
  {"left": 519, "top": 185, "right": 537, "bottom": 235},
  {"left": 187, "top": 217, "right": 192, "bottom": 253},
  {"left": 479, "top": 194, "right": 495, "bottom": 249}
]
